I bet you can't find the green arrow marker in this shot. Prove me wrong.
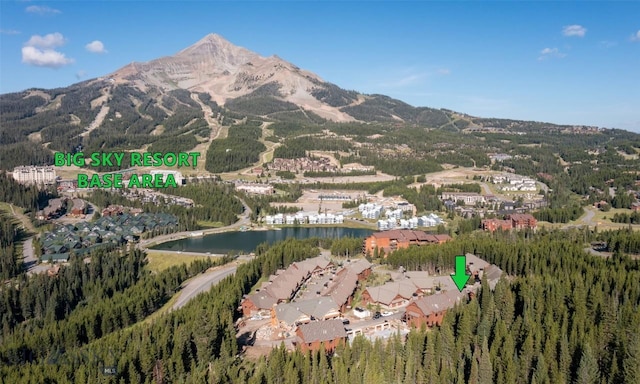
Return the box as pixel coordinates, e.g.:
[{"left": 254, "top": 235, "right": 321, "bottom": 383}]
[{"left": 451, "top": 255, "right": 470, "bottom": 292}]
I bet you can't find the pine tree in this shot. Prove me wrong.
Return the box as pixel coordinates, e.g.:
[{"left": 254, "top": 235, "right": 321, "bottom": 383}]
[
  {"left": 575, "top": 344, "right": 599, "bottom": 384},
  {"left": 478, "top": 339, "right": 492, "bottom": 384},
  {"left": 623, "top": 328, "right": 640, "bottom": 383}
]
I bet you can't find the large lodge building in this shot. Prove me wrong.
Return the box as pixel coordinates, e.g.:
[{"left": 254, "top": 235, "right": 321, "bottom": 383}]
[{"left": 362, "top": 229, "right": 451, "bottom": 256}]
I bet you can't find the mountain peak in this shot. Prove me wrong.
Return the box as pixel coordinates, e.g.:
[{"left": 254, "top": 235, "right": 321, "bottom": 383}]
[
  {"left": 176, "top": 33, "right": 255, "bottom": 59},
  {"left": 191, "top": 33, "right": 232, "bottom": 48},
  {"left": 109, "top": 33, "right": 355, "bottom": 121}
]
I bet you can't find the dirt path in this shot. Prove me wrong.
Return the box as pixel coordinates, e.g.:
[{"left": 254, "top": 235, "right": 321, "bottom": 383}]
[
  {"left": 80, "top": 104, "right": 110, "bottom": 138},
  {"left": 190, "top": 93, "right": 223, "bottom": 141}
]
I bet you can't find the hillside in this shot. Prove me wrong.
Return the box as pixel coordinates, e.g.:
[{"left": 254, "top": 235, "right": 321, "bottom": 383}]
[{"left": 0, "top": 33, "right": 636, "bottom": 172}]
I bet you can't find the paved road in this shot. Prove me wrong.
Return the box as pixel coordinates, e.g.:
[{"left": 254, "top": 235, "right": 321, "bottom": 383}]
[
  {"left": 172, "top": 265, "right": 238, "bottom": 310},
  {"left": 22, "top": 237, "right": 49, "bottom": 275},
  {"left": 579, "top": 207, "right": 596, "bottom": 226},
  {"left": 479, "top": 182, "right": 494, "bottom": 196}
]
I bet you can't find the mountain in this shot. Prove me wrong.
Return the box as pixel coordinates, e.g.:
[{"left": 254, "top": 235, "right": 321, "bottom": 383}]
[
  {"left": 108, "top": 33, "right": 454, "bottom": 124},
  {"left": 0, "top": 33, "right": 614, "bottom": 171},
  {"left": 110, "top": 33, "right": 357, "bottom": 122}
]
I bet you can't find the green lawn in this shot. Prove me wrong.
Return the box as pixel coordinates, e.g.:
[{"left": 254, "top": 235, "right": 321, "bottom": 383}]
[
  {"left": 197, "top": 220, "right": 225, "bottom": 228},
  {"left": 145, "top": 250, "right": 210, "bottom": 273}
]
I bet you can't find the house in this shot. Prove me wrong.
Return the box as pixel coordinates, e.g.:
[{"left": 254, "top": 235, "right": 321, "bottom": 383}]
[
  {"left": 403, "top": 290, "right": 465, "bottom": 328},
  {"left": 362, "top": 230, "right": 452, "bottom": 256},
  {"left": 41, "top": 253, "right": 70, "bottom": 263},
  {"left": 361, "top": 280, "right": 423, "bottom": 309},
  {"left": 295, "top": 319, "right": 347, "bottom": 353},
  {"left": 272, "top": 297, "right": 341, "bottom": 328},
  {"left": 344, "top": 258, "right": 372, "bottom": 281},
  {"left": 632, "top": 202, "right": 640, "bottom": 211},
  {"left": 70, "top": 199, "right": 87, "bottom": 217},
  {"left": 502, "top": 201, "right": 516, "bottom": 211},
  {"left": 326, "top": 269, "right": 359, "bottom": 312},
  {"left": 242, "top": 292, "right": 279, "bottom": 317}
]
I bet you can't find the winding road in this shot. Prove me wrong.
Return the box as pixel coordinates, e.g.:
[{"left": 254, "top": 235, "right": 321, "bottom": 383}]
[{"left": 172, "top": 264, "right": 238, "bottom": 310}]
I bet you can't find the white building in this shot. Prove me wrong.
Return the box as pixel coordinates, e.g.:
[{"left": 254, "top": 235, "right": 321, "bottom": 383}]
[
  {"left": 377, "top": 218, "right": 397, "bottom": 230},
  {"left": 149, "top": 169, "right": 184, "bottom": 185},
  {"left": 264, "top": 213, "right": 284, "bottom": 225},
  {"left": 235, "top": 183, "right": 274, "bottom": 195},
  {"left": 418, "top": 213, "right": 444, "bottom": 227},
  {"left": 12, "top": 166, "right": 56, "bottom": 185},
  {"left": 395, "top": 201, "right": 416, "bottom": 214},
  {"left": 385, "top": 208, "right": 403, "bottom": 220},
  {"left": 360, "top": 203, "right": 384, "bottom": 219}
]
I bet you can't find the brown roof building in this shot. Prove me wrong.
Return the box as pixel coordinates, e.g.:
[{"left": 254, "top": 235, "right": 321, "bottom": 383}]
[
  {"left": 508, "top": 213, "right": 537, "bottom": 230},
  {"left": 240, "top": 256, "right": 334, "bottom": 316},
  {"left": 481, "top": 218, "right": 512, "bottom": 232},
  {"left": 70, "top": 199, "right": 87, "bottom": 217},
  {"left": 326, "top": 269, "right": 359, "bottom": 312},
  {"left": 295, "top": 319, "right": 347, "bottom": 353},
  {"left": 403, "top": 290, "right": 465, "bottom": 328},
  {"left": 482, "top": 214, "right": 537, "bottom": 232},
  {"left": 363, "top": 230, "right": 451, "bottom": 256},
  {"left": 361, "top": 280, "right": 424, "bottom": 309}
]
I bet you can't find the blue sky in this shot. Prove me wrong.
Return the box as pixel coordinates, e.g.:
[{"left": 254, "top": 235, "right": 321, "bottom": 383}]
[{"left": 1, "top": 1, "right": 639, "bottom": 131}]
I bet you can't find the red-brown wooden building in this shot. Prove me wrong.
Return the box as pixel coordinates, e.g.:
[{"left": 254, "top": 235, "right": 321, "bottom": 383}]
[
  {"left": 403, "top": 290, "right": 465, "bottom": 328},
  {"left": 295, "top": 319, "right": 347, "bottom": 353},
  {"left": 362, "top": 230, "right": 451, "bottom": 256}
]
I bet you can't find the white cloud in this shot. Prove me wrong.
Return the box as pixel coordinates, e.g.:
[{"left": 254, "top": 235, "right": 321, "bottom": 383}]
[
  {"left": 538, "top": 47, "right": 566, "bottom": 60},
  {"left": 0, "top": 29, "right": 21, "bottom": 35},
  {"left": 22, "top": 46, "right": 74, "bottom": 68},
  {"left": 437, "top": 68, "right": 451, "bottom": 75},
  {"left": 631, "top": 30, "right": 640, "bottom": 42},
  {"left": 25, "top": 32, "right": 66, "bottom": 48},
  {"left": 25, "top": 5, "right": 61, "bottom": 15},
  {"left": 562, "top": 25, "right": 587, "bottom": 37},
  {"left": 85, "top": 40, "right": 107, "bottom": 54},
  {"left": 76, "top": 70, "right": 88, "bottom": 79},
  {"left": 22, "top": 33, "right": 73, "bottom": 68}
]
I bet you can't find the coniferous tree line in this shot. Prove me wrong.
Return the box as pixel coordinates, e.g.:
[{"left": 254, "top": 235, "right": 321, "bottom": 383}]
[
  {"left": 0, "top": 248, "right": 221, "bottom": 368},
  {"left": 0, "top": 172, "right": 54, "bottom": 213},
  {"left": 0, "top": 212, "right": 24, "bottom": 280},
  {"left": 341, "top": 150, "right": 443, "bottom": 176},
  {"left": 596, "top": 228, "right": 640, "bottom": 254},
  {"left": 610, "top": 211, "right": 640, "bottom": 224},
  {"left": 205, "top": 137, "right": 266, "bottom": 173},
  {"left": 0, "top": 238, "right": 320, "bottom": 381},
  {"left": 228, "top": 121, "right": 263, "bottom": 141},
  {"left": 272, "top": 177, "right": 414, "bottom": 196},
  {"left": 0, "top": 232, "right": 639, "bottom": 382},
  {"left": 0, "top": 248, "right": 147, "bottom": 336}
]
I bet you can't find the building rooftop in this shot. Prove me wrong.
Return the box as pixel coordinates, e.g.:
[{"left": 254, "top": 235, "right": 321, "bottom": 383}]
[{"left": 296, "top": 319, "right": 347, "bottom": 343}]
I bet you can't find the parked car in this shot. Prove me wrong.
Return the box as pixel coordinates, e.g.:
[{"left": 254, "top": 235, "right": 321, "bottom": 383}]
[
  {"left": 372, "top": 311, "right": 382, "bottom": 320},
  {"left": 381, "top": 311, "right": 393, "bottom": 317}
]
